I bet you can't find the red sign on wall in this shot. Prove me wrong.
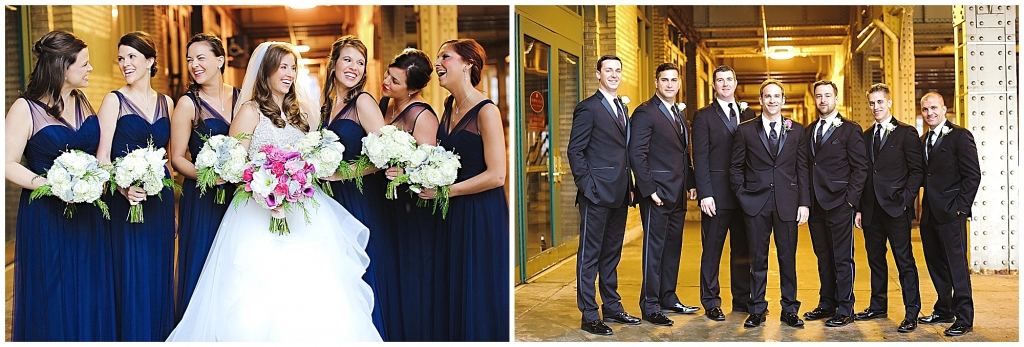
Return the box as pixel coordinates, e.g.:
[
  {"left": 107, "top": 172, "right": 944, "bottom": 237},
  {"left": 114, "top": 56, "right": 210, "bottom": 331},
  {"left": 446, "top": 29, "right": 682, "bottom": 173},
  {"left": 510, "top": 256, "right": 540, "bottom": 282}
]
[{"left": 530, "top": 91, "right": 544, "bottom": 113}]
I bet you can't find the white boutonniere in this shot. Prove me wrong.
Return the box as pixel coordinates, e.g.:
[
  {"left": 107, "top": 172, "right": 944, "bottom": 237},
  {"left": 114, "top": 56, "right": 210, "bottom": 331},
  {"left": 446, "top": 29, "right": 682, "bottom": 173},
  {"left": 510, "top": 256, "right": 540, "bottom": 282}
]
[
  {"left": 830, "top": 116, "right": 843, "bottom": 129},
  {"left": 881, "top": 122, "right": 896, "bottom": 137},
  {"left": 619, "top": 95, "right": 630, "bottom": 106},
  {"left": 739, "top": 101, "right": 748, "bottom": 112},
  {"left": 939, "top": 123, "right": 952, "bottom": 138},
  {"left": 676, "top": 102, "right": 686, "bottom": 111},
  {"left": 783, "top": 119, "right": 794, "bottom": 133}
]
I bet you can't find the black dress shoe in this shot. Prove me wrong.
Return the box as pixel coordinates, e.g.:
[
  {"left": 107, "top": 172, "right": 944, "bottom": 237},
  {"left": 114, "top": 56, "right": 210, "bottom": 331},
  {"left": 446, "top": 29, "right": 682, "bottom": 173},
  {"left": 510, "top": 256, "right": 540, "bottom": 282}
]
[
  {"left": 944, "top": 322, "right": 972, "bottom": 336},
  {"left": 603, "top": 312, "right": 641, "bottom": 325},
  {"left": 918, "top": 314, "right": 955, "bottom": 324},
  {"left": 643, "top": 312, "right": 674, "bottom": 326},
  {"left": 581, "top": 320, "right": 613, "bottom": 335},
  {"left": 803, "top": 307, "right": 837, "bottom": 321},
  {"left": 854, "top": 308, "right": 888, "bottom": 321},
  {"left": 781, "top": 312, "right": 805, "bottom": 327},
  {"left": 743, "top": 312, "right": 767, "bottom": 328},
  {"left": 897, "top": 319, "right": 917, "bottom": 333},
  {"left": 705, "top": 307, "right": 726, "bottom": 321},
  {"left": 825, "top": 314, "right": 854, "bottom": 327},
  {"left": 663, "top": 302, "right": 700, "bottom": 314}
]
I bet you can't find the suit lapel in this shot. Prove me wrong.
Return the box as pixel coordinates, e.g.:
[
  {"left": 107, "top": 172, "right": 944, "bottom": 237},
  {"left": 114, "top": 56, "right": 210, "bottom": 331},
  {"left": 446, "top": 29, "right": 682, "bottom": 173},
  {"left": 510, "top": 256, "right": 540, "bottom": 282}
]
[
  {"left": 714, "top": 101, "right": 736, "bottom": 133},
  {"left": 755, "top": 117, "right": 773, "bottom": 158},
  {"left": 777, "top": 120, "right": 789, "bottom": 156},
  {"left": 818, "top": 115, "right": 840, "bottom": 150},
  {"left": 597, "top": 92, "right": 626, "bottom": 136},
  {"left": 657, "top": 102, "right": 685, "bottom": 146},
  {"left": 878, "top": 118, "right": 897, "bottom": 150}
]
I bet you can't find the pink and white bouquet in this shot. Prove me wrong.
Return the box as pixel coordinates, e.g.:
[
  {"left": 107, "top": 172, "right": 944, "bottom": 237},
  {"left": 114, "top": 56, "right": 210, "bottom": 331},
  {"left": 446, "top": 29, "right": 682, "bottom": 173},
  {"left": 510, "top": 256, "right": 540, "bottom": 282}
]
[
  {"left": 406, "top": 144, "right": 461, "bottom": 217},
  {"left": 109, "top": 142, "right": 178, "bottom": 223},
  {"left": 195, "top": 133, "right": 250, "bottom": 204},
  {"left": 29, "top": 149, "right": 111, "bottom": 219},
  {"left": 233, "top": 144, "right": 317, "bottom": 235},
  {"left": 359, "top": 125, "right": 418, "bottom": 199}
]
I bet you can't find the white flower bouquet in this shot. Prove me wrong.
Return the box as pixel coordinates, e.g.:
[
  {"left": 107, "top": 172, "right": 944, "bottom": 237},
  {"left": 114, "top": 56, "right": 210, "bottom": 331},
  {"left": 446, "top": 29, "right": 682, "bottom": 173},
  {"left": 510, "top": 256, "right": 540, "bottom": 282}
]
[
  {"left": 195, "top": 133, "right": 250, "bottom": 204},
  {"left": 296, "top": 129, "right": 352, "bottom": 196},
  {"left": 109, "top": 141, "right": 179, "bottom": 223},
  {"left": 406, "top": 144, "right": 461, "bottom": 218},
  {"left": 359, "top": 125, "right": 418, "bottom": 199},
  {"left": 29, "top": 150, "right": 111, "bottom": 219}
]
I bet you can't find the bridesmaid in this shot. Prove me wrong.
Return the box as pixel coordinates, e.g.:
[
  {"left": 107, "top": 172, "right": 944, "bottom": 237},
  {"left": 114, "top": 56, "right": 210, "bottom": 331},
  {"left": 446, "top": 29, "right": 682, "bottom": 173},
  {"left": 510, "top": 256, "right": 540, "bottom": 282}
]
[
  {"left": 4, "top": 30, "right": 116, "bottom": 341},
  {"left": 96, "top": 31, "right": 176, "bottom": 341},
  {"left": 168, "top": 33, "right": 239, "bottom": 325},
  {"left": 427, "top": 38, "right": 509, "bottom": 341},
  {"left": 317, "top": 35, "right": 392, "bottom": 339},
  {"left": 379, "top": 48, "right": 444, "bottom": 341}
]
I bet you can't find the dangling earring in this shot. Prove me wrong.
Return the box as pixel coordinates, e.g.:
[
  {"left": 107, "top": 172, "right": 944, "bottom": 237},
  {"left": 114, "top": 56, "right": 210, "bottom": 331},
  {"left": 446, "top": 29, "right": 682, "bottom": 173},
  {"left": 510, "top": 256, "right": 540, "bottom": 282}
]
[{"left": 464, "top": 66, "right": 469, "bottom": 81}]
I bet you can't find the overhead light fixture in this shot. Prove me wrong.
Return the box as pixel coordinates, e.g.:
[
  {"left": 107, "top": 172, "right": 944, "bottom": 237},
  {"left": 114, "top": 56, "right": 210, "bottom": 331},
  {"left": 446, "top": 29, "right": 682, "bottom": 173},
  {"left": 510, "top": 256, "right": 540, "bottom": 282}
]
[
  {"left": 767, "top": 46, "right": 795, "bottom": 60},
  {"left": 111, "top": 6, "right": 118, "bottom": 18},
  {"left": 289, "top": 4, "right": 316, "bottom": 9},
  {"left": 298, "top": 58, "right": 313, "bottom": 65},
  {"left": 294, "top": 45, "right": 310, "bottom": 53}
]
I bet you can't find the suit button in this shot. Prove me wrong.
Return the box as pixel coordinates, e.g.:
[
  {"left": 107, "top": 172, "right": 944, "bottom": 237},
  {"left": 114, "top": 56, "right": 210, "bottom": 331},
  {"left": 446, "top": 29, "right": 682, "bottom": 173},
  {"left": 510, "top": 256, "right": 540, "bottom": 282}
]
[
  {"left": 770, "top": 183, "right": 774, "bottom": 187},
  {"left": 874, "top": 170, "right": 878, "bottom": 173}
]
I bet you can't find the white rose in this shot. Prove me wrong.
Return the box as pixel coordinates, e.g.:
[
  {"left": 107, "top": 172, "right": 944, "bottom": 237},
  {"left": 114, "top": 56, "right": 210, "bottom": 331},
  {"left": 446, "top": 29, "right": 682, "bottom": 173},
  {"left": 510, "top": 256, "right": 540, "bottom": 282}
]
[
  {"left": 196, "top": 149, "right": 218, "bottom": 168},
  {"left": 48, "top": 166, "right": 70, "bottom": 184}
]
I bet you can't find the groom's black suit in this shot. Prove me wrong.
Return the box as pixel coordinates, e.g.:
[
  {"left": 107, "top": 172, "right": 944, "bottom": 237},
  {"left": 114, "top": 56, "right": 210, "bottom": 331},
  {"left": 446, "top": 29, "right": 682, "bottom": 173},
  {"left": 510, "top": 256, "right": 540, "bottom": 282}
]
[
  {"left": 568, "top": 91, "right": 635, "bottom": 324},
  {"left": 628, "top": 95, "right": 694, "bottom": 316}
]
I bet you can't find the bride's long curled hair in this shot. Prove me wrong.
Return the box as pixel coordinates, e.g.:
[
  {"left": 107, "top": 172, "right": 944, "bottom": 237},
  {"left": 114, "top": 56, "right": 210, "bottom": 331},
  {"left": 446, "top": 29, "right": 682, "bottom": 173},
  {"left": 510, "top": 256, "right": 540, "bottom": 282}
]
[{"left": 252, "top": 43, "right": 308, "bottom": 132}]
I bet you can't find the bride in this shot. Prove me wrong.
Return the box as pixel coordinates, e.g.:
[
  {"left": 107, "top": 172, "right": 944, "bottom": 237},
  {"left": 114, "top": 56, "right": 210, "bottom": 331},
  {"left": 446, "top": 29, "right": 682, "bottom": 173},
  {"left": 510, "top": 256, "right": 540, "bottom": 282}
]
[{"left": 167, "top": 42, "right": 382, "bottom": 342}]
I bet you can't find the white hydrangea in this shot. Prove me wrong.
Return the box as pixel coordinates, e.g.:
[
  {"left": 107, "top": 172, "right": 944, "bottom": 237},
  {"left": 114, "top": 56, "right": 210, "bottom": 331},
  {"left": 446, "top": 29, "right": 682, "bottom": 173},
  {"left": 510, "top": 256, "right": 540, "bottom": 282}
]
[
  {"left": 297, "top": 129, "right": 346, "bottom": 179},
  {"left": 361, "top": 125, "right": 417, "bottom": 169}
]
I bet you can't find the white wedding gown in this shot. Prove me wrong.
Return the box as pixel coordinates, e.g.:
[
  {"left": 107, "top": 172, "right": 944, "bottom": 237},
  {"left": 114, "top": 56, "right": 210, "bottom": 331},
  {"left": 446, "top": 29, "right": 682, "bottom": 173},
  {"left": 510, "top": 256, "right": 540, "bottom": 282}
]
[{"left": 168, "top": 112, "right": 382, "bottom": 342}]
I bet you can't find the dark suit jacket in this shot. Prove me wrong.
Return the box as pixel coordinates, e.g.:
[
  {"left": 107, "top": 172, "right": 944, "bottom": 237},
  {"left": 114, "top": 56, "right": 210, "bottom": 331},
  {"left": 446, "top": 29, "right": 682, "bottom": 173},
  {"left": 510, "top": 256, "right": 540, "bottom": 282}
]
[
  {"left": 567, "top": 91, "right": 633, "bottom": 208},
  {"left": 920, "top": 121, "right": 981, "bottom": 224},
  {"left": 628, "top": 95, "right": 695, "bottom": 205},
  {"left": 860, "top": 118, "right": 924, "bottom": 223},
  {"left": 805, "top": 114, "right": 869, "bottom": 210},
  {"left": 691, "top": 100, "right": 756, "bottom": 209},
  {"left": 729, "top": 116, "right": 809, "bottom": 220}
]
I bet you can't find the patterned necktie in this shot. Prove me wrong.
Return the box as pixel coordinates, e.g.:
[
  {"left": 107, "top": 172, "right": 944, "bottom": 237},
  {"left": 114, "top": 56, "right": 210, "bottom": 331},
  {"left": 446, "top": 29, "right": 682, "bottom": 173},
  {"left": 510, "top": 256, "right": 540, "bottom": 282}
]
[
  {"left": 769, "top": 121, "right": 779, "bottom": 155},
  {"left": 873, "top": 124, "right": 882, "bottom": 157},
  {"left": 670, "top": 105, "right": 682, "bottom": 130},
  {"left": 613, "top": 98, "right": 625, "bottom": 128}
]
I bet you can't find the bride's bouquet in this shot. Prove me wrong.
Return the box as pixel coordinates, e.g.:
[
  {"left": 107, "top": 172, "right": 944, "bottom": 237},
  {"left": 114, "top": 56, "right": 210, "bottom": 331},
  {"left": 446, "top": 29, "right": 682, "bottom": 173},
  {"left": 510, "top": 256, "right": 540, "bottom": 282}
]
[
  {"left": 109, "top": 141, "right": 179, "bottom": 223},
  {"left": 296, "top": 129, "right": 360, "bottom": 196},
  {"left": 194, "top": 133, "right": 250, "bottom": 204},
  {"left": 406, "top": 144, "right": 461, "bottom": 218},
  {"left": 359, "top": 125, "right": 418, "bottom": 199},
  {"left": 29, "top": 149, "right": 111, "bottom": 219},
  {"left": 234, "top": 144, "right": 317, "bottom": 235}
]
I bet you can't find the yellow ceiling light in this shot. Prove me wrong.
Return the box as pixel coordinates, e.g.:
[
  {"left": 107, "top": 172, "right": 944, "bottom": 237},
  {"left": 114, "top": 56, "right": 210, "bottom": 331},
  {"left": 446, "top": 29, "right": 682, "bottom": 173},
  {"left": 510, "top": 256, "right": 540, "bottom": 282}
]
[{"left": 767, "top": 46, "right": 795, "bottom": 60}]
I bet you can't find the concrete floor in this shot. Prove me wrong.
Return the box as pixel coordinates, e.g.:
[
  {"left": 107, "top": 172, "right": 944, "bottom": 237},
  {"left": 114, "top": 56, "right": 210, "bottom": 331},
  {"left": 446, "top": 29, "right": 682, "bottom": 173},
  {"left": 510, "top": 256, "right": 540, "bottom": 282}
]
[{"left": 514, "top": 214, "right": 1020, "bottom": 342}]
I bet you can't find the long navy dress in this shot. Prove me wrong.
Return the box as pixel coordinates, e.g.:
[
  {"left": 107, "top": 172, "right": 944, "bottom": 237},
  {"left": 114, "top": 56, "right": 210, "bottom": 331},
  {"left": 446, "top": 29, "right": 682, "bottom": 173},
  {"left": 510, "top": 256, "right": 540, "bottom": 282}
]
[
  {"left": 174, "top": 89, "right": 238, "bottom": 324},
  {"left": 11, "top": 93, "right": 117, "bottom": 341},
  {"left": 437, "top": 99, "right": 509, "bottom": 341},
  {"left": 379, "top": 98, "right": 445, "bottom": 341},
  {"left": 106, "top": 91, "right": 175, "bottom": 341},
  {"left": 323, "top": 92, "right": 393, "bottom": 339}
]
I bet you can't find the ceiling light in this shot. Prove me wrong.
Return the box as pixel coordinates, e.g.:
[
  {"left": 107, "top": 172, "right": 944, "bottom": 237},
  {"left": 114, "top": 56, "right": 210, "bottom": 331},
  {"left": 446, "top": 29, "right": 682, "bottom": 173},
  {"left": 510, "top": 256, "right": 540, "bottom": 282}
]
[
  {"left": 294, "top": 45, "right": 310, "bottom": 53},
  {"left": 767, "top": 46, "right": 795, "bottom": 60},
  {"left": 289, "top": 4, "right": 316, "bottom": 9},
  {"left": 298, "top": 58, "right": 313, "bottom": 65}
]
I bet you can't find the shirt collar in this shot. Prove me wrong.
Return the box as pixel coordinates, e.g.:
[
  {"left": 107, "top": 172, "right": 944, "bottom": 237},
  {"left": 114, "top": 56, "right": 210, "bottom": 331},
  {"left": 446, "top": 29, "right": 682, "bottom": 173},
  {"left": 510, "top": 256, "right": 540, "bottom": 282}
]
[
  {"left": 599, "top": 89, "right": 618, "bottom": 106},
  {"left": 874, "top": 115, "right": 893, "bottom": 127},
  {"left": 818, "top": 110, "right": 838, "bottom": 123},
  {"left": 716, "top": 98, "right": 736, "bottom": 113}
]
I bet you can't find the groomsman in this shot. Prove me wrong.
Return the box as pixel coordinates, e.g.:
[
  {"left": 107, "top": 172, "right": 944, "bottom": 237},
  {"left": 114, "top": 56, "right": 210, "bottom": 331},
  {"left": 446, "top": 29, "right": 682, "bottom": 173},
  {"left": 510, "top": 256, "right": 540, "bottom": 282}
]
[
  {"left": 917, "top": 92, "right": 980, "bottom": 337},
  {"left": 568, "top": 55, "right": 639, "bottom": 336},
  {"left": 628, "top": 63, "right": 699, "bottom": 327},
  {"left": 729, "top": 79, "right": 808, "bottom": 328},
  {"left": 801, "top": 80, "right": 868, "bottom": 327},
  {"left": 691, "top": 65, "right": 755, "bottom": 321},
  {"left": 853, "top": 83, "right": 923, "bottom": 333}
]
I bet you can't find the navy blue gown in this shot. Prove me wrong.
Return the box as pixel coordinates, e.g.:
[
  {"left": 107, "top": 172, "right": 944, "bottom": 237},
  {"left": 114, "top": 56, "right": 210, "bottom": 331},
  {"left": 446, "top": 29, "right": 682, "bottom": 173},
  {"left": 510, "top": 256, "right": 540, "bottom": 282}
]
[
  {"left": 106, "top": 91, "right": 175, "bottom": 341},
  {"left": 174, "top": 89, "right": 238, "bottom": 324},
  {"left": 11, "top": 93, "right": 117, "bottom": 341},
  {"left": 323, "top": 92, "right": 393, "bottom": 339},
  {"left": 437, "top": 99, "right": 510, "bottom": 341},
  {"left": 379, "top": 98, "right": 445, "bottom": 341}
]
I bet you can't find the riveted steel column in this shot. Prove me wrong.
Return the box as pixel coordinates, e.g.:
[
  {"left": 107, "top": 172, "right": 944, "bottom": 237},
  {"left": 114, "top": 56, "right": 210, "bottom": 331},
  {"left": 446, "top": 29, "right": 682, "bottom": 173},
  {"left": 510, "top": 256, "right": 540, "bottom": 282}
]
[
  {"left": 956, "top": 5, "right": 1018, "bottom": 274},
  {"left": 418, "top": 5, "right": 458, "bottom": 109}
]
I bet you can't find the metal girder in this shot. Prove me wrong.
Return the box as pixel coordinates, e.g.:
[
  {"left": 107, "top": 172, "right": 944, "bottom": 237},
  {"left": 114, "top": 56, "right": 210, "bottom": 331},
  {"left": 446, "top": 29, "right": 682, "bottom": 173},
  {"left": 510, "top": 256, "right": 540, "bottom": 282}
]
[{"left": 956, "top": 5, "right": 1018, "bottom": 274}]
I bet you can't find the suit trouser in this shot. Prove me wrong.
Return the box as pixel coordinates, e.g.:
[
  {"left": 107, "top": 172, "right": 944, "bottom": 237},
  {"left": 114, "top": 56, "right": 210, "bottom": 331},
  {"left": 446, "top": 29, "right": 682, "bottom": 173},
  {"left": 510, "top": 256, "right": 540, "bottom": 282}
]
[
  {"left": 920, "top": 203, "right": 974, "bottom": 326},
  {"left": 698, "top": 208, "right": 751, "bottom": 311},
  {"left": 862, "top": 203, "right": 921, "bottom": 319},
  {"left": 745, "top": 193, "right": 800, "bottom": 315},
  {"left": 808, "top": 200, "right": 856, "bottom": 316},
  {"left": 576, "top": 197, "right": 628, "bottom": 323},
  {"left": 638, "top": 197, "right": 686, "bottom": 315}
]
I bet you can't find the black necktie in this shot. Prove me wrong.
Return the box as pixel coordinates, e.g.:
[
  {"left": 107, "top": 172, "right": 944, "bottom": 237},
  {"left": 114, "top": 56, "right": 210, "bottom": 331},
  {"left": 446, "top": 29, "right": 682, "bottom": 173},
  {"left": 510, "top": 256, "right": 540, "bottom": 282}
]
[
  {"left": 613, "top": 98, "right": 625, "bottom": 128},
  {"left": 670, "top": 105, "right": 682, "bottom": 130},
  {"left": 768, "top": 121, "right": 779, "bottom": 155},
  {"left": 728, "top": 102, "right": 737, "bottom": 125},
  {"left": 926, "top": 131, "right": 935, "bottom": 161},
  {"left": 873, "top": 124, "right": 882, "bottom": 157},
  {"left": 816, "top": 119, "right": 826, "bottom": 145}
]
